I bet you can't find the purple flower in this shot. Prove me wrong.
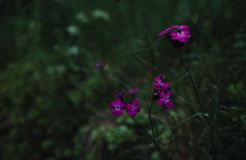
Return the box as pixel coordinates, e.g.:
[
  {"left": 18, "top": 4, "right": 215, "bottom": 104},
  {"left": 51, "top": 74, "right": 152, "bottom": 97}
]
[
  {"left": 128, "top": 87, "right": 139, "bottom": 95},
  {"left": 179, "top": 25, "right": 190, "bottom": 30},
  {"left": 157, "top": 91, "right": 173, "bottom": 109},
  {"left": 127, "top": 100, "right": 140, "bottom": 117},
  {"left": 153, "top": 75, "right": 173, "bottom": 109},
  {"left": 158, "top": 25, "right": 179, "bottom": 37},
  {"left": 169, "top": 29, "right": 191, "bottom": 43},
  {"left": 110, "top": 99, "right": 126, "bottom": 116},
  {"left": 158, "top": 25, "right": 191, "bottom": 48},
  {"left": 154, "top": 75, "right": 170, "bottom": 91}
]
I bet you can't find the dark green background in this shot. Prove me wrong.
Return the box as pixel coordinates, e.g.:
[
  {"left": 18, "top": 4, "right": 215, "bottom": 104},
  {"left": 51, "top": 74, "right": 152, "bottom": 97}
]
[{"left": 0, "top": 0, "right": 245, "bottom": 159}]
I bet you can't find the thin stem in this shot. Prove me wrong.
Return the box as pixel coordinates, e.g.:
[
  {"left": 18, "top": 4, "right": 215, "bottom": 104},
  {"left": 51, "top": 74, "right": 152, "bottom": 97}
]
[
  {"left": 129, "top": 115, "right": 169, "bottom": 160},
  {"left": 148, "top": 101, "right": 155, "bottom": 139},
  {"left": 153, "top": 140, "right": 169, "bottom": 160},
  {"left": 129, "top": 116, "right": 152, "bottom": 140},
  {"left": 179, "top": 56, "right": 209, "bottom": 125},
  {"left": 179, "top": 55, "right": 213, "bottom": 159},
  {"left": 207, "top": 87, "right": 219, "bottom": 159},
  {"left": 147, "top": 101, "right": 171, "bottom": 160}
]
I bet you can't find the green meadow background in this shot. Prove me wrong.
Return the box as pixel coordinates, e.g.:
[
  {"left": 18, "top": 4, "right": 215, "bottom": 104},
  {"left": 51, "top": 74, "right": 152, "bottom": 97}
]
[{"left": 0, "top": 0, "right": 245, "bottom": 159}]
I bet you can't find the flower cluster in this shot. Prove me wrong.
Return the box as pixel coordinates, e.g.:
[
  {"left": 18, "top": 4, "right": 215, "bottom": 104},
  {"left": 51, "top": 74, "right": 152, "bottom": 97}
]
[
  {"left": 153, "top": 75, "right": 173, "bottom": 109},
  {"left": 109, "top": 75, "right": 174, "bottom": 117},
  {"left": 109, "top": 92, "right": 140, "bottom": 117},
  {"left": 158, "top": 25, "right": 191, "bottom": 49}
]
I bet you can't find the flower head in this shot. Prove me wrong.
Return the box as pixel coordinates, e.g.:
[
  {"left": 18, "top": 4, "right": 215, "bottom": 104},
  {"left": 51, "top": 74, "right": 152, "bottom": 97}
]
[
  {"left": 153, "top": 75, "right": 173, "bottom": 109},
  {"left": 158, "top": 25, "right": 191, "bottom": 48},
  {"left": 169, "top": 29, "right": 191, "bottom": 43},
  {"left": 154, "top": 75, "right": 170, "bottom": 91},
  {"left": 127, "top": 100, "right": 140, "bottom": 117},
  {"left": 110, "top": 99, "right": 126, "bottom": 116},
  {"left": 157, "top": 91, "right": 173, "bottom": 109}
]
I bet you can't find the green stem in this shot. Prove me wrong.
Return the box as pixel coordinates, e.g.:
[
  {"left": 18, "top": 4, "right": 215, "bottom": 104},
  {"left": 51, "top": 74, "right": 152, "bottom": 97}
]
[
  {"left": 129, "top": 116, "right": 152, "bottom": 140},
  {"left": 153, "top": 140, "right": 169, "bottom": 160},
  {"left": 179, "top": 55, "right": 213, "bottom": 159},
  {"left": 147, "top": 101, "right": 170, "bottom": 160},
  {"left": 179, "top": 56, "right": 210, "bottom": 126},
  {"left": 148, "top": 101, "right": 155, "bottom": 139}
]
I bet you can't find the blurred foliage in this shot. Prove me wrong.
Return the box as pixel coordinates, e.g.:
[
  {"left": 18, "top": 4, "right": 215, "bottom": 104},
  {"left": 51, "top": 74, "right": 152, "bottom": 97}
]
[{"left": 0, "top": 0, "right": 246, "bottom": 159}]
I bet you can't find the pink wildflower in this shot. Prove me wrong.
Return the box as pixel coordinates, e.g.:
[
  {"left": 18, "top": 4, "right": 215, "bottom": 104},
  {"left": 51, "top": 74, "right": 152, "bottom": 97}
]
[
  {"left": 158, "top": 91, "right": 173, "bottom": 109},
  {"left": 110, "top": 99, "right": 126, "bottom": 116},
  {"left": 158, "top": 25, "right": 191, "bottom": 48},
  {"left": 153, "top": 75, "right": 173, "bottom": 109},
  {"left": 127, "top": 100, "right": 140, "bottom": 117},
  {"left": 154, "top": 75, "right": 170, "bottom": 91},
  {"left": 158, "top": 25, "right": 179, "bottom": 37},
  {"left": 169, "top": 30, "right": 191, "bottom": 43}
]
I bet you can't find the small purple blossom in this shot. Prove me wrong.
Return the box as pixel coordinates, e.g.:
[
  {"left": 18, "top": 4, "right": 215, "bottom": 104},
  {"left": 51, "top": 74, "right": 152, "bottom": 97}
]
[
  {"left": 179, "top": 25, "right": 190, "bottom": 30},
  {"left": 153, "top": 75, "right": 173, "bottom": 109},
  {"left": 109, "top": 91, "right": 141, "bottom": 117},
  {"left": 169, "top": 29, "right": 191, "bottom": 43},
  {"left": 157, "top": 91, "right": 173, "bottom": 109},
  {"left": 158, "top": 25, "right": 191, "bottom": 48},
  {"left": 127, "top": 100, "right": 140, "bottom": 117},
  {"left": 154, "top": 75, "right": 170, "bottom": 91},
  {"left": 110, "top": 99, "right": 126, "bottom": 116},
  {"left": 128, "top": 87, "right": 139, "bottom": 95}
]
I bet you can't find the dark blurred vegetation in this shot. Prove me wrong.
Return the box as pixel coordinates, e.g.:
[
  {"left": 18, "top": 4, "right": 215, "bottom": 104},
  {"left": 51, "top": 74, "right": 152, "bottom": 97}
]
[{"left": 0, "top": 0, "right": 246, "bottom": 159}]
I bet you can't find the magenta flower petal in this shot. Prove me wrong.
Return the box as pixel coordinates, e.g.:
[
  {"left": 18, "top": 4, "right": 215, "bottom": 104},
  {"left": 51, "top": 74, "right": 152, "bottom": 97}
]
[
  {"left": 179, "top": 38, "right": 189, "bottom": 43},
  {"left": 159, "top": 91, "right": 166, "bottom": 97},
  {"left": 109, "top": 98, "right": 126, "bottom": 116},
  {"left": 153, "top": 75, "right": 174, "bottom": 109},
  {"left": 170, "top": 32, "right": 179, "bottom": 37},
  {"left": 112, "top": 109, "right": 124, "bottom": 116},
  {"left": 158, "top": 25, "right": 179, "bottom": 36},
  {"left": 169, "top": 30, "right": 191, "bottom": 43},
  {"left": 154, "top": 75, "right": 170, "bottom": 92},
  {"left": 165, "top": 101, "right": 173, "bottom": 109},
  {"left": 127, "top": 110, "right": 137, "bottom": 117},
  {"left": 163, "top": 82, "right": 170, "bottom": 90},
  {"left": 158, "top": 24, "right": 191, "bottom": 47},
  {"left": 179, "top": 25, "right": 190, "bottom": 30},
  {"left": 181, "top": 30, "right": 190, "bottom": 34},
  {"left": 166, "top": 91, "right": 172, "bottom": 97},
  {"left": 132, "top": 99, "right": 139, "bottom": 106},
  {"left": 127, "top": 99, "right": 140, "bottom": 117}
]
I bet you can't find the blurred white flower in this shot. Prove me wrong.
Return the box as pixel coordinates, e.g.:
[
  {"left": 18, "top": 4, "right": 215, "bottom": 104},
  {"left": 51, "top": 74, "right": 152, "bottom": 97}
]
[
  {"left": 76, "top": 12, "right": 89, "bottom": 23},
  {"left": 47, "top": 64, "right": 66, "bottom": 74},
  {"left": 92, "top": 9, "right": 110, "bottom": 21},
  {"left": 67, "top": 25, "right": 80, "bottom": 35},
  {"left": 67, "top": 46, "right": 79, "bottom": 56}
]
